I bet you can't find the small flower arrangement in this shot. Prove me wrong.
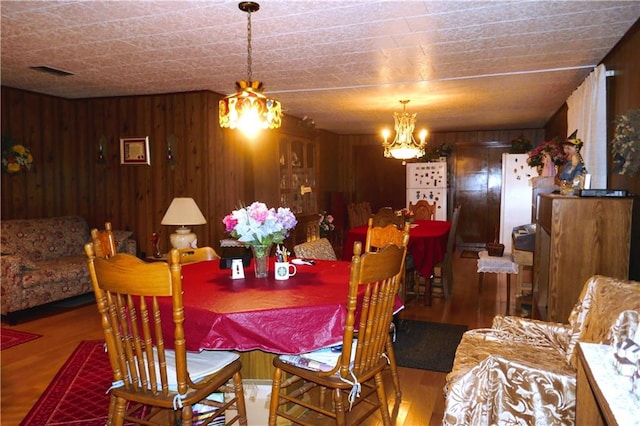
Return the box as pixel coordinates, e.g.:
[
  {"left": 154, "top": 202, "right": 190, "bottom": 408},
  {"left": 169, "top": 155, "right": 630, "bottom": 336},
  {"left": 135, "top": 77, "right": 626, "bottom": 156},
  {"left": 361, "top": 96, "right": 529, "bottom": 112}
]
[
  {"left": 223, "top": 201, "right": 297, "bottom": 247},
  {"left": 435, "top": 143, "right": 453, "bottom": 158},
  {"left": 510, "top": 135, "right": 533, "bottom": 154},
  {"left": 527, "top": 140, "right": 565, "bottom": 168},
  {"left": 2, "top": 142, "right": 33, "bottom": 173},
  {"left": 396, "top": 208, "right": 414, "bottom": 223},
  {"left": 318, "top": 211, "right": 334, "bottom": 237},
  {"left": 611, "top": 108, "right": 640, "bottom": 175}
]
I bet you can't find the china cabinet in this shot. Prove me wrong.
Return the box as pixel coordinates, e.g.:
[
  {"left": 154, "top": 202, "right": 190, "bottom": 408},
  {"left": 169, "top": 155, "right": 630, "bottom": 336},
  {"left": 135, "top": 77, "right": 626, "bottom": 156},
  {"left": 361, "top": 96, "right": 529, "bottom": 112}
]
[{"left": 278, "top": 136, "right": 319, "bottom": 246}]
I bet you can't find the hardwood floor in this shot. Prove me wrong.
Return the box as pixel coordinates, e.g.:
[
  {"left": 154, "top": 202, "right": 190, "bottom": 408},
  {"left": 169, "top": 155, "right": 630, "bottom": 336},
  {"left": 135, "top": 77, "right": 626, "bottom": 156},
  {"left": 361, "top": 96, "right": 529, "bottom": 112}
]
[{"left": 0, "top": 249, "right": 510, "bottom": 425}]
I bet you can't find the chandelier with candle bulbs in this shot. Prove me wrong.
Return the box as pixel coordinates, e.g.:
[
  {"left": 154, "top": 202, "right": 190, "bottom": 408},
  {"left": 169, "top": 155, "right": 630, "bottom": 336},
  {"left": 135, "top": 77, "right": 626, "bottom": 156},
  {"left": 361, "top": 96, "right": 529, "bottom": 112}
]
[
  {"left": 382, "top": 100, "right": 428, "bottom": 160},
  {"left": 219, "top": 2, "right": 282, "bottom": 137}
]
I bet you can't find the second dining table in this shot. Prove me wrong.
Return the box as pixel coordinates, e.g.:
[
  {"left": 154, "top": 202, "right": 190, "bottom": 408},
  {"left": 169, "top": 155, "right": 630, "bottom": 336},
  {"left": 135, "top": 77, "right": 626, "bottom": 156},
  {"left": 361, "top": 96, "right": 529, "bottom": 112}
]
[{"left": 342, "top": 219, "right": 451, "bottom": 280}]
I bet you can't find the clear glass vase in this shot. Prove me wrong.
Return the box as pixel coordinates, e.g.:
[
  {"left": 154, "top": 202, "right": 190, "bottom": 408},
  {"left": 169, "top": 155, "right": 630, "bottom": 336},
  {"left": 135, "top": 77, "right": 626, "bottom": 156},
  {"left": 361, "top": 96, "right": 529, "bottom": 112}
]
[{"left": 250, "top": 244, "right": 273, "bottom": 278}]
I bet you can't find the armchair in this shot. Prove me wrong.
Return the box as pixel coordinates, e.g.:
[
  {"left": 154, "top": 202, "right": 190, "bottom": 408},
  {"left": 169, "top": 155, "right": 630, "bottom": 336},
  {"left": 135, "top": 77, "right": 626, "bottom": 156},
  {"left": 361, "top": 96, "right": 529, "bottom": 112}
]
[{"left": 443, "top": 275, "right": 640, "bottom": 425}]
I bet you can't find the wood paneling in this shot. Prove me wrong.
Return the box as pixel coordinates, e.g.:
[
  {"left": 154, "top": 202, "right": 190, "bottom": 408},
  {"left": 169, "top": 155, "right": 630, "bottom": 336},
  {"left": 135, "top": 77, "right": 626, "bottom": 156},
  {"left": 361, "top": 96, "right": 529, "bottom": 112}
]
[
  {"left": 430, "top": 129, "right": 544, "bottom": 245},
  {"left": 603, "top": 19, "right": 640, "bottom": 281},
  {"left": 353, "top": 144, "right": 407, "bottom": 212},
  {"left": 1, "top": 88, "right": 243, "bottom": 257},
  {"left": 1, "top": 87, "right": 328, "bottom": 259}
]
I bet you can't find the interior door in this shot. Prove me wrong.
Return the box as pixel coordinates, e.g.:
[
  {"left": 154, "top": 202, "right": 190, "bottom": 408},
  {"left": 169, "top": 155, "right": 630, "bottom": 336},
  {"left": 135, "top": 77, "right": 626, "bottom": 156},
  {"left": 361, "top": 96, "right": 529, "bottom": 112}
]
[
  {"left": 353, "top": 146, "right": 406, "bottom": 211},
  {"left": 454, "top": 144, "right": 507, "bottom": 246}
]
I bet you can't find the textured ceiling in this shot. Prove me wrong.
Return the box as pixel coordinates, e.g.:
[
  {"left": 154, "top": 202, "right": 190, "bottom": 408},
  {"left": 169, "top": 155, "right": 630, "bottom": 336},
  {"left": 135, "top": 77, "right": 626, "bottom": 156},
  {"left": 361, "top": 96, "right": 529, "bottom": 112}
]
[{"left": 2, "top": 1, "right": 639, "bottom": 134}]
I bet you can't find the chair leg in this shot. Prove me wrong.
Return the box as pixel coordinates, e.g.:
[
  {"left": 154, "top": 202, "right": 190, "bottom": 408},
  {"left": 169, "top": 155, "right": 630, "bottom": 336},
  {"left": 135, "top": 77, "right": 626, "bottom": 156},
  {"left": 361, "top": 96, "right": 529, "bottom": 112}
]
[
  {"left": 442, "top": 259, "right": 453, "bottom": 299},
  {"left": 233, "top": 371, "right": 248, "bottom": 426},
  {"left": 424, "top": 275, "right": 432, "bottom": 306},
  {"left": 385, "top": 334, "right": 402, "bottom": 401},
  {"left": 113, "top": 396, "right": 127, "bottom": 426},
  {"left": 334, "top": 387, "right": 347, "bottom": 426},
  {"left": 374, "top": 372, "right": 392, "bottom": 426},
  {"left": 107, "top": 394, "right": 116, "bottom": 425},
  {"left": 268, "top": 368, "right": 283, "bottom": 426},
  {"left": 181, "top": 405, "right": 194, "bottom": 426},
  {"left": 319, "top": 385, "right": 327, "bottom": 410}
]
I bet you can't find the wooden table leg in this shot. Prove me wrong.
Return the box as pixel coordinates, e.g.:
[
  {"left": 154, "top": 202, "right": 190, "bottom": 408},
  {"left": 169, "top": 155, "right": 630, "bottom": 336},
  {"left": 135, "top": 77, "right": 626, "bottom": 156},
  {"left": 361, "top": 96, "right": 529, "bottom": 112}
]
[{"left": 506, "top": 273, "right": 511, "bottom": 315}]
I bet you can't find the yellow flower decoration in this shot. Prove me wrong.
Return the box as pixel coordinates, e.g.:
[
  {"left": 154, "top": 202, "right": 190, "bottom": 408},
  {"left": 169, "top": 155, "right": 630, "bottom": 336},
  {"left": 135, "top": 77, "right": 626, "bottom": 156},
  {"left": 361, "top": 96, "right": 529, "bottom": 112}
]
[
  {"left": 2, "top": 141, "right": 34, "bottom": 173},
  {"left": 13, "top": 144, "right": 26, "bottom": 155}
]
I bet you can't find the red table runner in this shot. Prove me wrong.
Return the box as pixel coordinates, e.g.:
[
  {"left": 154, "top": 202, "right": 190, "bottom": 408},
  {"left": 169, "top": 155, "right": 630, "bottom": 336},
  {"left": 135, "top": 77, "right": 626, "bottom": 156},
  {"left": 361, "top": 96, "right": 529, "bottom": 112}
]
[{"left": 343, "top": 219, "right": 451, "bottom": 278}]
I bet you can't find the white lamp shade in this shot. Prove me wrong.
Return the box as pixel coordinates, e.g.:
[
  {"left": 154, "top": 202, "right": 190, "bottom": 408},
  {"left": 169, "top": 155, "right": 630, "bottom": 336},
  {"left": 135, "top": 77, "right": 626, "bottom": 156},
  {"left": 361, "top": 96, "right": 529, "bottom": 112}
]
[{"left": 161, "top": 197, "right": 207, "bottom": 226}]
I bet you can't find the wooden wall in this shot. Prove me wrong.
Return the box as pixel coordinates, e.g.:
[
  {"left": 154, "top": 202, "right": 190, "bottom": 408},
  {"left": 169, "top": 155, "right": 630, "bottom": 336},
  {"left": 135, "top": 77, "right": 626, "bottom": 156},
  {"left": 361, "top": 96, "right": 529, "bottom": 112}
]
[
  {"left": 0, "top": 88, "right": 315, "bottom": 256},
  {"left": 602, "top": 20, "right": 640, "bottom": 280}
]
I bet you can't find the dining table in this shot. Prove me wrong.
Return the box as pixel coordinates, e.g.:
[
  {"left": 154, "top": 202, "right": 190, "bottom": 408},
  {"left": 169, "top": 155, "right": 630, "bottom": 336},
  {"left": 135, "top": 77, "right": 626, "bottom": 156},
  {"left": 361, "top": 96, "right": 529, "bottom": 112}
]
[
  {"left": 342, "top": 219, "right": 451, "bottom": 280},
  {"left": 157, "top": 257, "right": 403, "bottom": 378}
]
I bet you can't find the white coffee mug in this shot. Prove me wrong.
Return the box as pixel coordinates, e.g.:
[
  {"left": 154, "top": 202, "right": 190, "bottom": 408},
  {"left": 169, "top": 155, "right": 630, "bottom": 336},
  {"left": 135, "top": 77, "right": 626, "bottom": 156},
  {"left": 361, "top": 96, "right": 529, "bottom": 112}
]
[
  {"left": 231, "top": 258, "right": 245, "bottom": 279},
  {"left": 274, "top": 262, "right": 296, "bottom": 280}
]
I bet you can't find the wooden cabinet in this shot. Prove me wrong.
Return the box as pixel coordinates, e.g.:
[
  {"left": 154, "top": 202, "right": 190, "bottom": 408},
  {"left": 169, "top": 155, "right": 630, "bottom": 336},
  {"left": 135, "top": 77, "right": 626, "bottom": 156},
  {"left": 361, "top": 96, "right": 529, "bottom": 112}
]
[
  {"left": 278, "top": 136, "right": 319, "bottom": 248},
  {"left": 279, "top": 137, "right": 317, "bottom": 215},
  {"left": 534, "top": 194, "right": 633, "bottom": 322}
]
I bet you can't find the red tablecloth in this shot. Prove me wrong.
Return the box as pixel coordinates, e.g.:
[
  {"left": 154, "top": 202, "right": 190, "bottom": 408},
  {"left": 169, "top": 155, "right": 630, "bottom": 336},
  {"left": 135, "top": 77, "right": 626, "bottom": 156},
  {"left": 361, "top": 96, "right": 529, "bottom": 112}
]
[
  {"left": 342, "top": 220, "right": 451, "bottom": 278},
  {"left": 161, "top": 258, "right": 402, "bottom": 355}
]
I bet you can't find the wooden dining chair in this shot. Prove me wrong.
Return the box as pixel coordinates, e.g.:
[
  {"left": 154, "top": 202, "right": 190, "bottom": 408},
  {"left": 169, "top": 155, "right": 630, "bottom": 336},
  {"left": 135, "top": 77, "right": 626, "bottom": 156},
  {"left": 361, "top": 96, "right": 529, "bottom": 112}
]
[
  {"left": 178, "top": 246, "right": 220, "bottom": 264},
  {"left": 364, "top": 217, "right": 410, "bottom": 401},
  {"left": 426, "top": 204, "right": 462, "bottom": 305},
  {"left": 305, "top": 220, "right": 320, "bottom": 242},
  {"left": 268, "top": 240, "right": 407, "bottom": 426},
  {"left": 90, "top": 222, "right": 117, "bottom": 258},
  {"left": 84, "top": 245, "right": 248, "bottom": 426},
  {"left": 347, "top": 202, "right": 369, "bottom": 229},
  {"left": 409, "top": 200, "right": 436, "bottom": 220},
  {"left": 371, "top": 207, "right": 403, "bottom": 228},
  {"left": 293, "top": 237, "right": 337, "bottom": 260}
]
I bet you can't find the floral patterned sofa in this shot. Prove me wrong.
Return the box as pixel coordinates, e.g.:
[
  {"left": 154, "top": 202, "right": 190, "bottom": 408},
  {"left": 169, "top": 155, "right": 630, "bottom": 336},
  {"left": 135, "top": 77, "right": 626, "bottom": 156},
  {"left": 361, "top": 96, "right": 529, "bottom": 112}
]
[
  {"left": 442, "top": 275, "right": 640, "bottom": 425},
  {"left": 1, "top": 216, "right": 136, "bottom": 318}
]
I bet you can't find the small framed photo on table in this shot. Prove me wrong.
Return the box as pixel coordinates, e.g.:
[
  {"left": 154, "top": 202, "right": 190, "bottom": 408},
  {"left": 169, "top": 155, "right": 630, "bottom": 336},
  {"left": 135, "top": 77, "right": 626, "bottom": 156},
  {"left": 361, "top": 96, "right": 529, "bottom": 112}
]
[{"left": 120, "top": 137, "right": 150, "bottom": 165}]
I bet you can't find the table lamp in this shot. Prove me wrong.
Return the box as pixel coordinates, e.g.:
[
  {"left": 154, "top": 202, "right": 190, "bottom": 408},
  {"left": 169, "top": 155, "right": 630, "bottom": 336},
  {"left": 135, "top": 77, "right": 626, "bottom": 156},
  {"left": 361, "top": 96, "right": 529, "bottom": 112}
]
[{"left": 161, "top": 197, "right": 207, "bottom": 249}]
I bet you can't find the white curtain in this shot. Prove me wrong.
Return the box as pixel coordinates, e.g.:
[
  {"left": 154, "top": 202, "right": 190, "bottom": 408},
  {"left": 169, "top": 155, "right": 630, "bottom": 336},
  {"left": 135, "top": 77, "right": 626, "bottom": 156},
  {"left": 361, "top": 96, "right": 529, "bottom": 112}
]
[{"left": 566, "top": 64, "right": 607, "bottom": 189}]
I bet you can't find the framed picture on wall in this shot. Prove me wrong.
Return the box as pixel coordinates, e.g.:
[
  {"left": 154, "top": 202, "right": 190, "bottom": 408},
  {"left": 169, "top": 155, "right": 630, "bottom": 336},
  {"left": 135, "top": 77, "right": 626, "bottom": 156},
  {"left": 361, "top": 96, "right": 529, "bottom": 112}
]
[{"left": 120, "top": 137, "right": 150, "bottom": 165}]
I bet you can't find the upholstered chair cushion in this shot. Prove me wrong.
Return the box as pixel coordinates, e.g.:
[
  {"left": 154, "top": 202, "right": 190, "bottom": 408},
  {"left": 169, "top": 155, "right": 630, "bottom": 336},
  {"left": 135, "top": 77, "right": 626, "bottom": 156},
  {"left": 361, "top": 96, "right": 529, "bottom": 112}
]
[{"left": 293, "top": 238, "right": 337, "bottom": 261}]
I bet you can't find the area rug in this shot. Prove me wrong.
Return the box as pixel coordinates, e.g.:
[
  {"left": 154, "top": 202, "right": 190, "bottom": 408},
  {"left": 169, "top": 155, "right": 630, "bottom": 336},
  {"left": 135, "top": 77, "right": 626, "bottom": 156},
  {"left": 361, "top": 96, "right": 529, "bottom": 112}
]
[
  {"left": 460, "top": 250, "right": 480, "bottom": 259},
  {"left": 393, "top": 320, "right": 467, "bottom": 373},
  {"left": 20, "top": 340, "right": 112, "bottom": 425},
  {"left": 1, "top": 328, "right": 41, "bottom": 351}
]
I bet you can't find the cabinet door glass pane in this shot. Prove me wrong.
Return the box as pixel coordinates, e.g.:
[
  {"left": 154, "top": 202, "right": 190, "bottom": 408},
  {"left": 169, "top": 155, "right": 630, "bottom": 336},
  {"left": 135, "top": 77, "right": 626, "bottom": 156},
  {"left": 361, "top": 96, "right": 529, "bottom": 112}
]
[{"left": 291, "top": 141, "right": 303, "bottom": 168}]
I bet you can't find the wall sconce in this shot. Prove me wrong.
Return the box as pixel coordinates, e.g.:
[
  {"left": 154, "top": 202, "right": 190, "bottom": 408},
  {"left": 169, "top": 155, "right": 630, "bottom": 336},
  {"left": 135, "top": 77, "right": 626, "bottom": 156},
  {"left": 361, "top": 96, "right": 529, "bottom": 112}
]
[
  {"left": 167, "top": 135, "right": 177, "bottom": 165},
  {"left": 97, "top": 135, "right": 107, "bottom": 163}
]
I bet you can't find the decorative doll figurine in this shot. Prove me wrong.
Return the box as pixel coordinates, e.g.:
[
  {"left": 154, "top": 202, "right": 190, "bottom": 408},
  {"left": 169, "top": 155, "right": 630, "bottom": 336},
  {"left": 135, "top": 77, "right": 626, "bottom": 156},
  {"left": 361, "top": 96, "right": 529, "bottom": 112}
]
[
  {"left": 557, "top": 131, "right": 587, "bottom": 194},
  {"left": 541, "top": 151, "right": 556, "bottom": 177}
]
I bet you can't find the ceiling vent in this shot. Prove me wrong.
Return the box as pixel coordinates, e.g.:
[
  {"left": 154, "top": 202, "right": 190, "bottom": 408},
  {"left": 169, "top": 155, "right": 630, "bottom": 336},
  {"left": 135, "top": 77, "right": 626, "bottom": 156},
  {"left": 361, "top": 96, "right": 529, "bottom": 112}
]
[{"left": 29, "top": 66, "right": 74, "bottom": 77}]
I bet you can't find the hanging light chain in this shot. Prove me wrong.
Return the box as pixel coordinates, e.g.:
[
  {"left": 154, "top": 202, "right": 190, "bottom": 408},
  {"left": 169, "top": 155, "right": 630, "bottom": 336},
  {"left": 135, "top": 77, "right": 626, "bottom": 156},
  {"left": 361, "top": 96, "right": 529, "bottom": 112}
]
[{"left": 246, "top": 8, "right": 253, "bottom": 81}]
